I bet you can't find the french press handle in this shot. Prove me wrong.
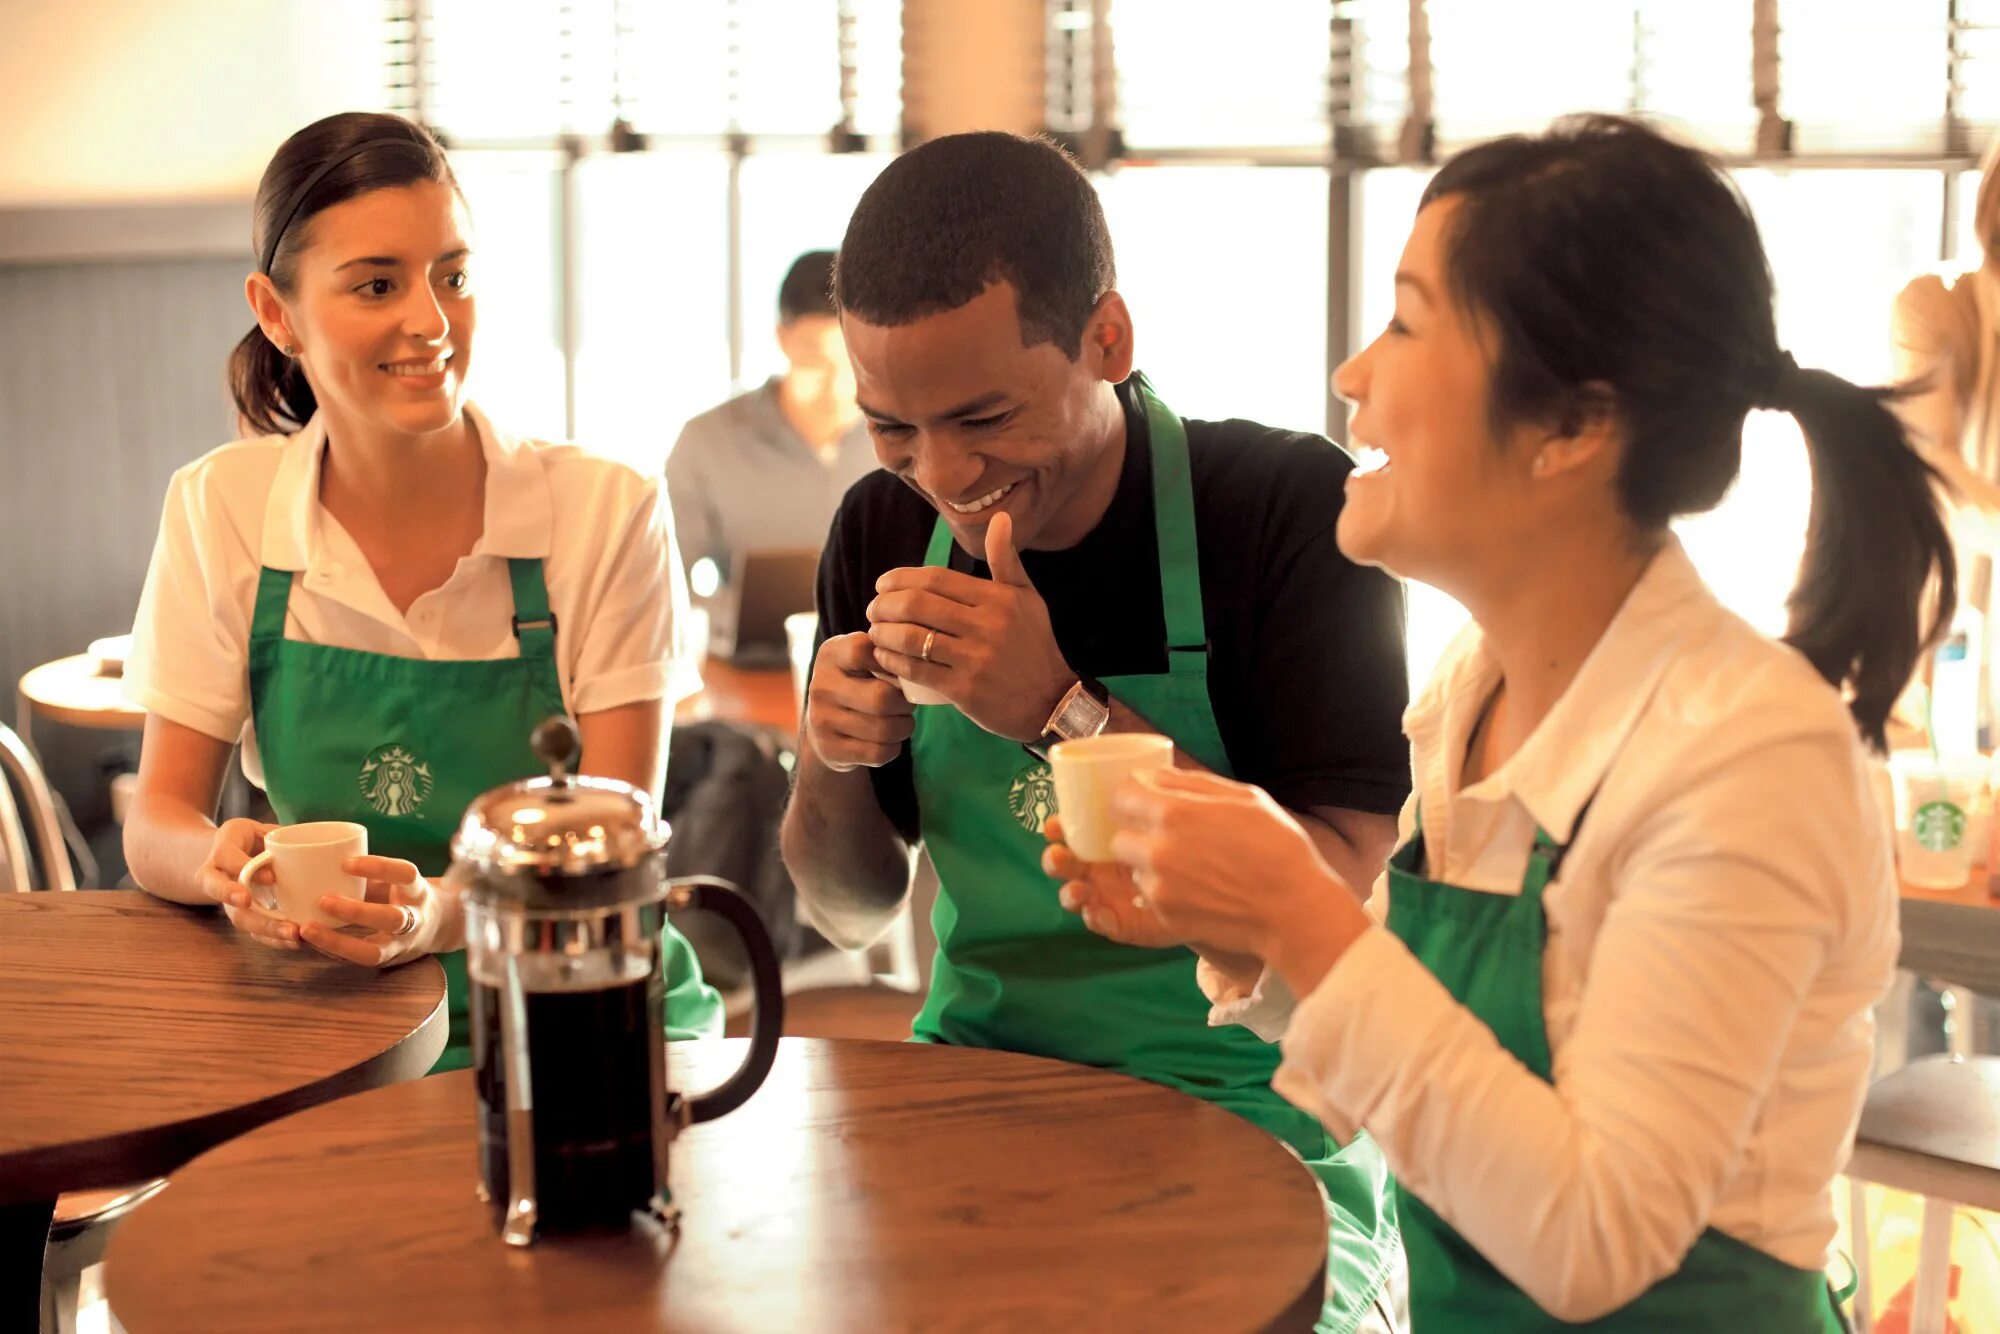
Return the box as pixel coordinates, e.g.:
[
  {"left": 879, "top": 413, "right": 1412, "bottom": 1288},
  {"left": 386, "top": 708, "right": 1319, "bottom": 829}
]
[{"left": 664, "top": 875, "right": 784, "bottom": 1122}]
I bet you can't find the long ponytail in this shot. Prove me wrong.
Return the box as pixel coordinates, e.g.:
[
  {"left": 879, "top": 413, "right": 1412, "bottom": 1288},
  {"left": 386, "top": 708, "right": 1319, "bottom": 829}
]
[{"left": 1781, "top": 371, "right": 1955, "bottom": 749}]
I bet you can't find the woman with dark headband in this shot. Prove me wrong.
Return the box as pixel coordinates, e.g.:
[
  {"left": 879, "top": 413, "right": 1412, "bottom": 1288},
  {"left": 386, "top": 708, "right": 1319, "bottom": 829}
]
[
  {"left": 1052, "top": 115, "right": 1953, "bottom": 1329},
  {"left": 123, "top": 112, "right": 721, "bottom": 1070}
]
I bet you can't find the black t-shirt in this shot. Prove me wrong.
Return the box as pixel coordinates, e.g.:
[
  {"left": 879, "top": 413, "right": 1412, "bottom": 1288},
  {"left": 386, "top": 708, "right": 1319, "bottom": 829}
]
[{"left": 815, "top": 376, "right": 1412, "bottom": 842}]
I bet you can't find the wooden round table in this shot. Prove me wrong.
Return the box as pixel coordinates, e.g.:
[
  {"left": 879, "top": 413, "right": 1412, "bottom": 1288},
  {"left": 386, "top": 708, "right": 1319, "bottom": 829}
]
[
  {"left": 0, "top": 891, "right": 446, "bottom": 1324},
  {"left": 107, "top": 1039, "right": 1329, "bottom": 1332},
  {"left": 17, "top": 655, "right": 145, "bottom": 731}
]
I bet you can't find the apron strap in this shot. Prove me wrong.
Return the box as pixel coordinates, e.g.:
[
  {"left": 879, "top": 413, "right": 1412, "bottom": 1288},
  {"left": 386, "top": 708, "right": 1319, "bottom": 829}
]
[
  {"left": 507, "top": 558, "right": 558, "bottom": 659},
  {"left": 922, "top": 517, "right": 955, "bottom": 568},
  {"left": 1134, "top": 377, "right": 1209, "bottom": 676},
  {"left": 250, "top": 567, "right": 295, "bottom": 644}
]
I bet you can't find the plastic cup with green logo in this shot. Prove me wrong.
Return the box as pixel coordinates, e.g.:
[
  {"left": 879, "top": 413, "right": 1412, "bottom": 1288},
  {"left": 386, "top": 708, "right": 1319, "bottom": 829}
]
[{"left": 1889, "top": 752, "right": 1988, "bottom": 890}]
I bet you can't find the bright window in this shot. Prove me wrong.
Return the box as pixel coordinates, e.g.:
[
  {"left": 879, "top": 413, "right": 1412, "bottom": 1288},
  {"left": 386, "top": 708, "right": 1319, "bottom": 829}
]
[
  {"left": 1094, "top": 164, "right": 1329, "bottom": 436},
  {"left": 1109, "top": 0, "right": 1333, "bottom": 150},
  {"left": 736, "top": 153, "right": 893, "bottom": 387},
  {"left": 572, "top": 152, "right": 734, "bottom": 473},
  {"left": 1782, "top": 1, "right": 1952, "bottom": 155},
  {"left": 453, "top": 153, "right": 567, "bottom": 443}
]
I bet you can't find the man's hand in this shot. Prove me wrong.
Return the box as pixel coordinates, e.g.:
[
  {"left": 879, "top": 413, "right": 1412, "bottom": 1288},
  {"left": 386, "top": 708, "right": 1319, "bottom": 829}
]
[
  {"left": 804, "top": 632, "right": 917, "bottom": 772},
  {"left": 1042, "top": 814, "right": 1187, "bottom": 949},
  {"left": 867, "top": 512, "right": 1076, "bottom": 743}
]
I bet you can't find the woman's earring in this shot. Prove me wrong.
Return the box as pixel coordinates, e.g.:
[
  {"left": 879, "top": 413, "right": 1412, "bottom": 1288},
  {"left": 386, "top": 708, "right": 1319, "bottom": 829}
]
[
  {"left": 1531, "top": 452, "right": 1550, "bottom": 477},
  {"left": 283, "top": 344, "right": 298, "bottom": 358}
]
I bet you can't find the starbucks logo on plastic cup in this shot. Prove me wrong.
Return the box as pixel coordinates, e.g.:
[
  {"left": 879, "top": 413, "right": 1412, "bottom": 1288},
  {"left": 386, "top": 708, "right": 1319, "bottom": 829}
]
[
  {"left": 1914, "top": 799, "right": 1967, "bottom": 853},
  {"left": 1008, "top": 760, "right": 1057, "bottom": 835}
]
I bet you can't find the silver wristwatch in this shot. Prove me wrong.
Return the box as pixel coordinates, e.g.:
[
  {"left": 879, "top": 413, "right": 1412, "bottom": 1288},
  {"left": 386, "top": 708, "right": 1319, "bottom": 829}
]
[{"left": 1032, "top": 676, "right": 1111, "bottom": 757}]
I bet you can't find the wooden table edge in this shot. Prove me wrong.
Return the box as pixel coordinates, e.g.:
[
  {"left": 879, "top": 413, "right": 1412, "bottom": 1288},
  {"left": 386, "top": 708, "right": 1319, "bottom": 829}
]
[
  {"left": 0, "top": 964, "right": 447, "bottom": 1203},
  {"left": 1845, "top": 1138, "right": 2000, "bottom": 1215}
]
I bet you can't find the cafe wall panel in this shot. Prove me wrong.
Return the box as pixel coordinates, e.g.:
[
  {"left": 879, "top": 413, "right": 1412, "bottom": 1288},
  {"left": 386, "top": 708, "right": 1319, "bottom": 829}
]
[{"left": 0, "top": 255, "right": 245, "bottom": 825}]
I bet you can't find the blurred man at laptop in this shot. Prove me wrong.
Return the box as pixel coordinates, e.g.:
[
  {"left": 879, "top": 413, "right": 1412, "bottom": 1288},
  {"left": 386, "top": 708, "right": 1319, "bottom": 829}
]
[{"left": 667, "top": 251, "right": 879, "bottom": 596}]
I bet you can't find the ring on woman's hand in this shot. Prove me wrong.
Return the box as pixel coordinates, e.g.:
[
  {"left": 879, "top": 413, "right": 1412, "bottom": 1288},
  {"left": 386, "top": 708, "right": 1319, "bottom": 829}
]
[
  {"left": 392, "top": 904, "right": 420, "bottom": 937},
  {"left": 920, "top": 629, "right": 938, "bottom": 663}
]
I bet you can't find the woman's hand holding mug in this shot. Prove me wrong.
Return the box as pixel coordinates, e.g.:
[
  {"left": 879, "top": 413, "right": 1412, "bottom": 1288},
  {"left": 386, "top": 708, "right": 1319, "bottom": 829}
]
[
  {"left": 298, "top": 857, "right": 461, "bottom": 968},
  {"left": 199, "top": 817, "right": 294, "bottom": 947}
]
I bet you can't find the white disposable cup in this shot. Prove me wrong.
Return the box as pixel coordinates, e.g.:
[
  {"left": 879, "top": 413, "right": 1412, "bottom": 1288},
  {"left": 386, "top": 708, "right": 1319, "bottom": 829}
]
[
  {"left": 1889, "top": 753, "right": 1987, "bottom": 890},
  {"left": 238, "top": 821, "right": 368, "bottom": 927},
  {"left": 785, "top": 611, "right": 818, "bottom": 720},
  {"left": 1049, "top": 733, "right": 1174, "bottom": 863}
]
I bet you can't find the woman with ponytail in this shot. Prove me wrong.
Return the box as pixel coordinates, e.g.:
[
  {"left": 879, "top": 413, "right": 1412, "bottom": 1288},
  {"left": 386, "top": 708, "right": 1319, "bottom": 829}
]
[
  {"left": 123, "top": 112, "right": 721, "bottom": 1070},
  {"left": 1050, "top": 115, "right": 1952, "bottom": 1329}
]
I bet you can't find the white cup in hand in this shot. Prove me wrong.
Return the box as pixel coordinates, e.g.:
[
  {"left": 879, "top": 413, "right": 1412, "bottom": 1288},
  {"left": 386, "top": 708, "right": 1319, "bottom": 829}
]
[
  {"left": 870, "top": 670, "right": 949, "bottom": 708},
  {"left": 1049, "top": 734, "right": 1173, "bottom": 862},
  {"left": 238, "top": 821, "right": 368, "bottom": 928}
]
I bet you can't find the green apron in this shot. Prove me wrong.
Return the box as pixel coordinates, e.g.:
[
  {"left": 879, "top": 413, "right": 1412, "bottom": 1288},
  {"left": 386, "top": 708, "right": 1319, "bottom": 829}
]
[
  {"left": 908, "top": 383, "right": 1398, "bottom": 1334},
  {"left": 1386, "top": 809, "right": 1847, "bottom": 1331},
  {"left": 247, "top": 554, "right": 722, "bottom": 1073}
]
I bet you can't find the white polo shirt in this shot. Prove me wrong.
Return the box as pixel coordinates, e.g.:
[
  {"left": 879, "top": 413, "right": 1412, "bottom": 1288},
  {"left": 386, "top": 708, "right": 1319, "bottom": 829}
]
[
  {"left": 127, "top": 403, "right": 701, "bottom": 788},
  {"left": 1210, "top": 540, "right": 1897, "bottom": 1322}
]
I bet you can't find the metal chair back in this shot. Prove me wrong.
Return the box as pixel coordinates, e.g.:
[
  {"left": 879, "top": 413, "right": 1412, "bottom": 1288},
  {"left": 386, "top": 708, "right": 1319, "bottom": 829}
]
[{"left": 0, "top": 722, "right": 77, "bottom": 891}]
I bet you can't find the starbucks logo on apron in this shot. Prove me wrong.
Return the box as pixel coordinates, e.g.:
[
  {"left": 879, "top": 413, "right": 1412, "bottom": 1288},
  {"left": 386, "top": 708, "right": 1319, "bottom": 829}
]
[
  {"left": 1008, "top": 760, "right": 1057, "bottom": 834},
  {"left": 358, "top": 744, "right": 433, "bottom": 818},
  {"left": 1914, "top": 799, "right": 1967, "bottom": 852}
]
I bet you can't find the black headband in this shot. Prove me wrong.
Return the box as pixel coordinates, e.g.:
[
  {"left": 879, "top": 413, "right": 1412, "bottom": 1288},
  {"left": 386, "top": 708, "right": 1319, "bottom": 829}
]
[{"left": 258, "top": 137, "right": 430, "bottom": 276}]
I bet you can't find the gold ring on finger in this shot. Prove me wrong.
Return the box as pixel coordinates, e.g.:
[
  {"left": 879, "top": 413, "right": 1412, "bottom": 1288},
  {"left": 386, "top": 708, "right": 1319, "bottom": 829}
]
[{"left": 920, "top": 629, "right": 937, "bottom": 663}]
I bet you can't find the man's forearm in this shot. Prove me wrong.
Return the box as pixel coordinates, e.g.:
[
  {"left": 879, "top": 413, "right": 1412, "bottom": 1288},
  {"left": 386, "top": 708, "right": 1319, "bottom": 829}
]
[{"left": 780, "top": 739, "right": 915, "bottom": 949}]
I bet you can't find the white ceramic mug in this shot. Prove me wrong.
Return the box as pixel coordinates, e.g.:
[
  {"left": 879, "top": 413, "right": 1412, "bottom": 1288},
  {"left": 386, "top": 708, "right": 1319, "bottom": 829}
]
[
  {"left": 238, "top": 821, "right": 368, "bottom": 927},
  {"left": 870, "top": 670, "right": 949, "bottom": 708},
  {"left": 1049, "top": 733, "right": 1174, "bottom": 862},
  {"left": 786, "top": 611, "right": 819, "bottom": 720}
]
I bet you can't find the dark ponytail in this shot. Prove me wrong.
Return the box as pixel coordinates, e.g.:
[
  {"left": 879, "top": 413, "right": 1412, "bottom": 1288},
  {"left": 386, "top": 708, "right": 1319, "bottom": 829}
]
[
  {"left": 1422, "top": 114, "right": 1955, "bottom": 751},
  {"left": 1781, "top": 371, "right": 1955, "bottom": 749},
  {"left": 228, "top": 112, "right": 457, "bottom": 437},
  {"left": 227, "top": 325, "right": 318, "bottom": 437}
]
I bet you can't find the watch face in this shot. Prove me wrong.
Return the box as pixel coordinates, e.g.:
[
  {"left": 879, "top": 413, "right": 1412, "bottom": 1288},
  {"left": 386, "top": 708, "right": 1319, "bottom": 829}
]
[{"left": 1059, "top": 690, "right": 1110, "bottom": 740}]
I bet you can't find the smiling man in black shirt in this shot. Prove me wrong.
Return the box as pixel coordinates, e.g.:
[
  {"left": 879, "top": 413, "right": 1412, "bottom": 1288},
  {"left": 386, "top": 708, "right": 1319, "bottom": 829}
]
[{"left": 779, "top": 131, "right": 1410, "bottom": 1333}]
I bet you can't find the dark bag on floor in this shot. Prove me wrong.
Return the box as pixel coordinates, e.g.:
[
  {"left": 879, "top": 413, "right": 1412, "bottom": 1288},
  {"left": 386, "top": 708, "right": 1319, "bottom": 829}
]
[{"left": 661, "top": 720, "right": 822, "bottom": 988}]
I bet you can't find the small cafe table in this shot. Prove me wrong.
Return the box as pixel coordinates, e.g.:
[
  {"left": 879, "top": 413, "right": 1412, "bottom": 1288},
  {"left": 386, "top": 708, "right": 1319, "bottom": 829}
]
[
  {"left": 1898, "top": 872, "right": 2000, "bottom": 998},
  {"left": 106, "top": 1038, "right": 1330, "bottom": 1332},
  {"left": 0, "top": 891, "right": 446, "bottom": 1325},
  {"left": 17, "top": 654, "right": 145, "bottom": 733}
]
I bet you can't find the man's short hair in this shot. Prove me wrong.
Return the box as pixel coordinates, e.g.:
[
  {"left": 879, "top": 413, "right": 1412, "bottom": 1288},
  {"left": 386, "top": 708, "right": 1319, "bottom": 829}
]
[
  {"left": 835, "top": 132, "right": 1116, "bottom": 358},
  {"left": 778, "top": 250, "right": 839, "bottom": 323}
]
